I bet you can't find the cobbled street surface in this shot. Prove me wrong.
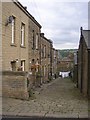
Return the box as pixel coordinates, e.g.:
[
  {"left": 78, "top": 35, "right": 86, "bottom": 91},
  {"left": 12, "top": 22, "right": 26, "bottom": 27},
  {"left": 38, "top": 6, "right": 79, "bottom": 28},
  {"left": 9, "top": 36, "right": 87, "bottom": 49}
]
[{"left": 2, "top": 78, "right": 88, "bottom": 118}]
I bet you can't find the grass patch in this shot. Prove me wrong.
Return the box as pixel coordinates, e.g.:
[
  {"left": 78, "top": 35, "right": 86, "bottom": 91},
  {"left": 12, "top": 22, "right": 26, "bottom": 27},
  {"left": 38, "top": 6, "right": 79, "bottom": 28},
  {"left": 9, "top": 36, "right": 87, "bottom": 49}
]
[{"left": 28, "top": 89, "right": 36, "bottom": 100}]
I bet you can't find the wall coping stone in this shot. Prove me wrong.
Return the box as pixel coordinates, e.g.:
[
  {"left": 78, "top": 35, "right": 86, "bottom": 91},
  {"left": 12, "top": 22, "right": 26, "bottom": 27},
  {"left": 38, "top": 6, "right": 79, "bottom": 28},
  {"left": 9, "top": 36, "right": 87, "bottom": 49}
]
[{"left": 0, "top": 71, "right": 28, "bottom": 76}]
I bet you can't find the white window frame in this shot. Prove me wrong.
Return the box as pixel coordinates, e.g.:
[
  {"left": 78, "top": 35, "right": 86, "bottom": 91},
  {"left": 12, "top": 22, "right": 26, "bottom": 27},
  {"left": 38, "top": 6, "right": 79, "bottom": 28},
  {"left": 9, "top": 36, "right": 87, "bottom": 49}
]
[
  {"left": 36, "top": 34, "right": 38, "bottom": 49},
  {"left": 21, "top": 60, "right": 25, "bottom": 71},
  {"left": 44, "top": 66, "right": 46, "bottom": 76},
  {"left": 21, "top": 23, "right": 25, "bottom": 46},
  {"left": 32, "top": 30, "right": 35, "bottom": 49},
  {"left": 44, "top": 45, "right": 46, "bottom": 58},
  {"left": 11, "top": 16, "right": 15, "bottom": 44},
  {"left": 41, "top": 44, "right": 42, "bottom": 58},
  {"left": 36, "top": 61, "right": 39, "bottom": 72}
]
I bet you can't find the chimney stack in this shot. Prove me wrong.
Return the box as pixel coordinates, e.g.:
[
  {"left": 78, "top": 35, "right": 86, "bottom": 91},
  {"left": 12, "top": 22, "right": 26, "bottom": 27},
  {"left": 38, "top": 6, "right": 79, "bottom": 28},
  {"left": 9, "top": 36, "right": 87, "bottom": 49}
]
[
  {"left": 40, "top": 33, "right": 44, "bottom": 37},
  {"left": 24, "top": 6, "right": 27, "bottom": 10},
  {"left": 80, "top": 27, "right": 83, "bottom": 36}
]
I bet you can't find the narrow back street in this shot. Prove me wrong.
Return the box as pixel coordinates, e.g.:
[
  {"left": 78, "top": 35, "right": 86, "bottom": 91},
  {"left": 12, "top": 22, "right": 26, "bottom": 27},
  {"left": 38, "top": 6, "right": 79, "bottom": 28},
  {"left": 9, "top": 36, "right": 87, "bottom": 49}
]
[{"left": 2, "top": 77, "right": 88, "bottom": 118}]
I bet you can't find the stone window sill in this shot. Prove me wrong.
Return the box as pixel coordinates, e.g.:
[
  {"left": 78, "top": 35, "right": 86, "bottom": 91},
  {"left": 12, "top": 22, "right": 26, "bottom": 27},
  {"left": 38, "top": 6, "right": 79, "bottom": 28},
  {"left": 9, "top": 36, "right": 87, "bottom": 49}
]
[
  {"left": 36, "top": 48, "right": 39, "bottom": 50},
  {"left": 10, "top": 43, "right": 17, "bottom": 47},
  {"left": 20, "top": 45, "right": 26, "bottom": 48}
]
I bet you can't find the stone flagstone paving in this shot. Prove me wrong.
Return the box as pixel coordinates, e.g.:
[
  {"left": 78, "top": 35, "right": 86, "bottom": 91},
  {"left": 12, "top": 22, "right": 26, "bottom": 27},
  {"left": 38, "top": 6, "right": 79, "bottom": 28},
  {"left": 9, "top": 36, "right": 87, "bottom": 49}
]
[{"left": 2, "top": 78, "right": 88, "bottom": 118}]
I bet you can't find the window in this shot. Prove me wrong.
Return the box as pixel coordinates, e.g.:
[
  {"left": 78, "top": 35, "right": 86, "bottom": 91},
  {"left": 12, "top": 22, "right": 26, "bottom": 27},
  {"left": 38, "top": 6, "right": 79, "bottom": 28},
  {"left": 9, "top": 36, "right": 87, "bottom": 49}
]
[
  {"left": 41, "top": 44, "right": 44, "bottom": 58},
  {"left": 41, "top": 44, "right": 42, "bottom": 58},
  {"left": 44, "top": 66, "right": 46, "bottom": 76},
  {"left": 32, "top": 59, "right": 35, "bottom": 64},
  {"left": 44, "top": 45, "right": 46, "bottom": 58},
  {"left": 32, "top": 30, "right": 35, "bottom": 49},
  {"left": 48, "top": 47, "right": 50, "bottom": 58},
  {"left": 21, "top": 23, "right": 25, "bottom": 46},
  {"left": 11, "top": 16, "right": 15, "bottom": 44},
  {"left": 11, "top": 61, "right": 16, "bottom": 71},
  {"left": 21, "top": 60, "right": 25, "bottom": 71},
  {"left": 36, "top": 61, "right": 39, "bottom": 72},
  {"left": 36, "top": 34, "right": 38, "bottom": 49}
]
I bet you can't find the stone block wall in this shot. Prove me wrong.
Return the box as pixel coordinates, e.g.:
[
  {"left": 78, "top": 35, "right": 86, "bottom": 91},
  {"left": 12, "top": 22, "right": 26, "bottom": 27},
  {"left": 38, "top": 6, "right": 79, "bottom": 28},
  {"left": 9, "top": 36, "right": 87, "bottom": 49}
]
[
  {"left": 73, "top": 64, "right": 78, "bottom": 84},
  {"left": 82, "top": 41, "right": 88, "bottom": 96},
  {"left": 77, "top": 37, "right": 88, "bottom": 97},
  {"left": 2, "top": 71, "right": 29, "bottom": 100},
  {"left": 77, "top": 38, "right": 83, "bottom": 92},
  {"left": 40, "top": 34, "right": 51, "bottom": 83},
  {"left": 88, "top": 50, "right": 90, "bottom": 98},
  {"left": 2, "top": 2, "right": 29, "bottom": 71}
]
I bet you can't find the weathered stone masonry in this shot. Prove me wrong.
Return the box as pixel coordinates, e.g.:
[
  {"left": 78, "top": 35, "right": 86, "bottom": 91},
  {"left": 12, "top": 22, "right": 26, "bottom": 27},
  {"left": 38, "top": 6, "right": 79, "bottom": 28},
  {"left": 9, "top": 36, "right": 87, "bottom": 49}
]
[
  {"left": 76, "top": 28, "right": 90, "bottom": 97},
  {"left": 2, "top": 0, "right": 59, "bottom": 99},
  {"left": 2, "top": 71, "right": 29, "bottom": 100}
]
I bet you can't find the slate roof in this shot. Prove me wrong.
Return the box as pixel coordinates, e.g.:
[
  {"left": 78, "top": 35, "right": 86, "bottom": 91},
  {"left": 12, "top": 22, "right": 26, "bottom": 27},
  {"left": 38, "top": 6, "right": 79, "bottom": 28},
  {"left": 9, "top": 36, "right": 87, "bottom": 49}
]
[
  {"left": 14, "top": 0, "right": 42, "bottom": 28},
  {"left": 82, "top": 30, "right": 90, "bottom": 49}
]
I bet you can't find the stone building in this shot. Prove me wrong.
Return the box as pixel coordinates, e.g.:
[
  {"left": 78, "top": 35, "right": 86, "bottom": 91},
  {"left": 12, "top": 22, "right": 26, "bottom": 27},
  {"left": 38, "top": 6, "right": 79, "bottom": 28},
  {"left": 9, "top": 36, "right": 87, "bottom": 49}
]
[
  {"left": 52, "top": 48, "right": 59, "bottom": 78},
  {"left": 57, "top": 57, "right": 73, "bottom": 72},
  {"left": 2, "top": 0, "right": 31, "bottom": 99},
  {"left": 28, "top": 10, "right": 42, "bottom": 87},
  {"left": 73, "top": 52, "right": 78, "bottom": 83},
  {"left": 28, "top": 17, "right": 41, "bottom": 71},
  {"left": 2, "top": 0, "right": 42, "bottom": 98},
  {"left": 2, "top": 1, "right": 29, "bottom": 71},
  {"left": 1, "top": 0, "right": 58, "bottom": 99},
  {"left": 40, "top": 33, "right": 53, "bottom": 83},
  {"left": 77, "top": 27, "right": 90, "bottom": 97},
  {"left": 55, "top": 49, "right": 59, "bottom": 77}
]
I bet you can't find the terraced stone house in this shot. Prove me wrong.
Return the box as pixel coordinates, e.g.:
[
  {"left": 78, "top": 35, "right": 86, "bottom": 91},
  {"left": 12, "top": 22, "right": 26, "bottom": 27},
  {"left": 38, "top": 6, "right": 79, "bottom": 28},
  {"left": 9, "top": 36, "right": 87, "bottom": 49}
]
[
  {"left": 1, "top": 0, "right": 59, "bottom": 99},
  {"left": 52, "top": 48, "right": 59, "bottom": 78},
  {"left": 77, "top": 27, "right": 90, "bottom": 97},
  {"left": 2, "top": 0, "right": 42, "bottom": 98},
  {"left": 2, "top": 1, "right": 30, "bottom": 71},
  {"left": 40, "top": 33, "right": 52, "bottom": 83}
]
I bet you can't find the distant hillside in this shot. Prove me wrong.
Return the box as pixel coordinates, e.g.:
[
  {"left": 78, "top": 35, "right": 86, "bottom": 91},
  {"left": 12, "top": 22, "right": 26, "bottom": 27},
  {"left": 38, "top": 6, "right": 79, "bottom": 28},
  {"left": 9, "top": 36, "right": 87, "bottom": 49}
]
[{"left": 58, "top": 49, "right": 77, "bottom": 59}]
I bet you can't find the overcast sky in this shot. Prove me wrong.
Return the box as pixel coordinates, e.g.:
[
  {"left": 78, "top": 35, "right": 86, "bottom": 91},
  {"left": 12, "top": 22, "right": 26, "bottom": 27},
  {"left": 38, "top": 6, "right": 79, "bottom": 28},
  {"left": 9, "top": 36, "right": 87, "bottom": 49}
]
[{"left": 19, "top": 0, "right": 88, "bottom": 49}]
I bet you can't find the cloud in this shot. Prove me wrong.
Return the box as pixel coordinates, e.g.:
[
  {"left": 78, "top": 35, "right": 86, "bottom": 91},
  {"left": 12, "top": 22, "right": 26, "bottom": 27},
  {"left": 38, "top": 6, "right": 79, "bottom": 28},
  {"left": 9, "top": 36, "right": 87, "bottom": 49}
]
[{"left": 19, "top": 0, "right": 88, "bottom": 49}]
